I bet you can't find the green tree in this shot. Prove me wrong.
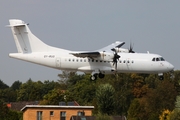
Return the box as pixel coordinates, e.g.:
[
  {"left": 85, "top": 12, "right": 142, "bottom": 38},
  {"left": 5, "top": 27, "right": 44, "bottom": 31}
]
[
  {"left": 170, "top": 109, "right": 180, "bottom": 120},
  {"left": 169, "top": 95, "right": 180, "bottom": 120},
  {"left": 0, "top": 100, "right": 22, "bottom": 120},
  {"left": 131, "top": 73, "right": 148, "bottom": 98},
  {"left": 0, "top": 100, "right": 9, "bottom": 120},
  {"left": 95, "top": 113, "right": 113, "bottom": 120},
  {"left": 139, "top": 80, "right": 178, "bottom": 119},
  {"left": 40, "top": 88, "right": 65, "bottom": 105},
  {"left": 0, "top": 80, "right": 9, "bottom": 89},
  {"left": 11, "top": 80, "right": 22, "bottom": 90},
  {"left": 58, "top": 71, "right": 85, "bottom": 89},
  {"left": 0, "top": 88, "right": 17, "bottom": 102},
  {"left": 68, "top": 78, "right": 96, "bottom": 105},
  {"left": 17, "top": 79, "right": 59, "bottom": 101},
  {"left": 17, "top": 79, "right": 43, "bottom": 101},
  {"left": 112, "top": 73, "right": 133, "bottom": 116},
  {"left": 96, "top": 83, "right": 115, "bottom": 115},
  {"left": 127, "top": 99, "right": 141, "bottom": 120}
]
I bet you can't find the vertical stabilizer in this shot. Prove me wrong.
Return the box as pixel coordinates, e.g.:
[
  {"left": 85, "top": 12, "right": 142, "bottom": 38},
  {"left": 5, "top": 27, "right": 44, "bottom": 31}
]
[{"left": 8, "top": 19, "right": 50, "bottom": 53}]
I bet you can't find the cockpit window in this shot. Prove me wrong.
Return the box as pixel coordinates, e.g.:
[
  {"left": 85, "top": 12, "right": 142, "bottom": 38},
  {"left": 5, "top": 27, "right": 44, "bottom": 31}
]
[
  {"left": 156, "top": 58, "right": 159, "bottom": 61},
  {"left": 152, "top": 57, "right": 166, "bottom": 62},
  {"left": 160, "top": 57, "right": 165, "bottom": 61}
]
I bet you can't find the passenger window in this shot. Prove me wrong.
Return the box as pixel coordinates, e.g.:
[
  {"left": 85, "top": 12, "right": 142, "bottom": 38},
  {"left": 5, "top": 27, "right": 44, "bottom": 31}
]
[
  {"left": 76, "top": 59, "right": 78, "bottom": 62},
  {"left": 92, "top": 60, "right": 94, "bottom": 62},
  {"left": 123, "top": 60, "right": 126, "bottom": 63},
  {"left": 132, "top": 60, "right": 134, "bottom": 63},
  {"left": 84, "top": 59, "right": 86, "bottom": 62},
  {"left": 96, "top": 60, "right": 98, "bottom": 62},
  {"left": 80, "top": 59, "right": 82, "bottom": 62},
  {"left": 69, "top": 59, "right": 71, "bottom": 62}
]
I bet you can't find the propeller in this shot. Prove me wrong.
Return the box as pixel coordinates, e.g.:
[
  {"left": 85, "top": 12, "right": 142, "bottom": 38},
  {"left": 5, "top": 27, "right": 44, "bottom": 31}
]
[
  {"left": 129, "top": 43, "right": 135, "bottom": 53},
  {"left": 111, "top": 48, "right": 120, "bottom": 71}
]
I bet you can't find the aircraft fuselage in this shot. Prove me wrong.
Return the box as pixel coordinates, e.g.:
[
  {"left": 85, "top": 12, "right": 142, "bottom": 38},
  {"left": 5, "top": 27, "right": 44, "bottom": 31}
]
[{"left": 9, "top": 52, "right": 173, "bottom": 75}]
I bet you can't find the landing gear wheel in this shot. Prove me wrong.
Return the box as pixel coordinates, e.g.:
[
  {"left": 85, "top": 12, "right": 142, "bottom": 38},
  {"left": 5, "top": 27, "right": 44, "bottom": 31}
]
[
  {"left": 99, "top": 73, "right": 105, "bottom": 79},
  {"left": 90, "top": 74, "right": 97, "bottom": 81},
  {"left": 159, "top": 75, "right": 164, "bottom": 80}
]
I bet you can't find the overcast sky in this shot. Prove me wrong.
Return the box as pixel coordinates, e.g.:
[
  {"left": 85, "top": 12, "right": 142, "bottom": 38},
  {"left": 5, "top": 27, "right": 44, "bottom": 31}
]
[{"left": 0, "top": 1, "right": 180, "bottom": 86}]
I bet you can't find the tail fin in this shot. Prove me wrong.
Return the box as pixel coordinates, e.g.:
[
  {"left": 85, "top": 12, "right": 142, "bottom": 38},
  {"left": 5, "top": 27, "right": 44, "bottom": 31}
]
[{"left": 8, "top": 19, "right": 50, "bottom": 53}]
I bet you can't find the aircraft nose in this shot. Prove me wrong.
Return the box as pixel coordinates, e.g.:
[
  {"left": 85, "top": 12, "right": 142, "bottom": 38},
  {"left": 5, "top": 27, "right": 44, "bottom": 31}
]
[{"left": 168, "top": 63, "right": 174, "bottom": 71}]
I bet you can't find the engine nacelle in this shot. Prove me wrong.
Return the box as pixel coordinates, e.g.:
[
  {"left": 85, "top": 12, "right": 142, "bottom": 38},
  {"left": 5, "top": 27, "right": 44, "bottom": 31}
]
[
  {"left": 99, "top": 51, "right": 114, "bottom": 61},
  {"left": 115, "top": 48, "right": 129, "bottom": 53}
]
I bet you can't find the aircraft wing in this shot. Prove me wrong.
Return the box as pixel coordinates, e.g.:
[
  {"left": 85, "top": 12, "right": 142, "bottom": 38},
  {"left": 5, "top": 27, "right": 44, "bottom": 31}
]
[
  {"left": 70, "top": 41, "right": 125, "bottom": 58},
  {"left": 97, "top": 41, "right": 125, "bottom": 52},
  {"left": 70, "top": 52, "right": 100, "bottom": 58}
]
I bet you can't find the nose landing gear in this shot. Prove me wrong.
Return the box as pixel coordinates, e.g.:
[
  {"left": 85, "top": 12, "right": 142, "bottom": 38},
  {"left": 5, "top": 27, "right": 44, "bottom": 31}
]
[{"left": 158, "top": 73, "right": 164, "bottom": 80}]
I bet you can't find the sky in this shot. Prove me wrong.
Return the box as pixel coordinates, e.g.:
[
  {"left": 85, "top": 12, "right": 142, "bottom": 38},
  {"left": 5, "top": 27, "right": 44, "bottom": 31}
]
[{"left": 0, "top": 1, "right": 180, "bottom": 86}]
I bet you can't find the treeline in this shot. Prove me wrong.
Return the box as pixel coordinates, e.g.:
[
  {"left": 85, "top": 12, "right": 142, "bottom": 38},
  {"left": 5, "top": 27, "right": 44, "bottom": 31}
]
[{"left": 1, "top": 71, "right": 180, "bottom": 120}]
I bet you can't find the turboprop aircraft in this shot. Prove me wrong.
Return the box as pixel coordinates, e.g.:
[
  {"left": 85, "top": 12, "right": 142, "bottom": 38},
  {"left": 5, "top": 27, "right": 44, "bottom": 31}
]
[{"left": 7, "top": 19, "right": 174, "bottom": 80}]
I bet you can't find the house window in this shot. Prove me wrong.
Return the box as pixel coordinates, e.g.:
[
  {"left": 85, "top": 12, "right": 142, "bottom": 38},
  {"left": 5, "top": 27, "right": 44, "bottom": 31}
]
[
  {"left": 50, "top": 111, "right": 54, "bottom": 116},
  {"left": 77, "top": 111, "right": 85, "bottom": 116},
  {"left": 60, "top": 111, "right": 66, "bottom": 120},
  {"left": 37, "top": 111, "right": 42, "bottom": 120}
]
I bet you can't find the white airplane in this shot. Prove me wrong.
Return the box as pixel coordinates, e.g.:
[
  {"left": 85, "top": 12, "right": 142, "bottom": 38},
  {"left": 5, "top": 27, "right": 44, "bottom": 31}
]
[{"left": 7, "top": 19, "right": 174, "bottom": 80}]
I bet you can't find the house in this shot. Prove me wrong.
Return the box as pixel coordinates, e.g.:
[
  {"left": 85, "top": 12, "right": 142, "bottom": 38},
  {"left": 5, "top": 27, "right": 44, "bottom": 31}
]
[{"left": 21, "top": 105, "right": 94, "bottom": 120}]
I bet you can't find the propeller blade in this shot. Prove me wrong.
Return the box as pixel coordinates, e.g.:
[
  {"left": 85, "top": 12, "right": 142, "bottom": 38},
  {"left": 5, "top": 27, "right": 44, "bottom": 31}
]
[
  {"left": 112, "top": 53, "right": 120, "bottom": 71},
  {"left": 129, "top": 43, "right": 135, "bottom": 53}
]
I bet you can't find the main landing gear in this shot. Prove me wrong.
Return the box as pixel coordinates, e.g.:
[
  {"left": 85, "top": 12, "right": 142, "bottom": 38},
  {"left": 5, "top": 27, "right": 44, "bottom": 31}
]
[{"left": 90, "top": 73, "right": 105, "bottom": 81}]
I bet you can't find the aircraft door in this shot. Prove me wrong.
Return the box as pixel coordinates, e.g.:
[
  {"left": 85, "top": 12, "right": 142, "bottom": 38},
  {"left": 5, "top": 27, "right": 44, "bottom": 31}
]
[
  {"left": 56, "top": 57, "right": 61, "bottom": 68},
  {"left": 126, "top": 58, "right": 131, "bottom": 70}
]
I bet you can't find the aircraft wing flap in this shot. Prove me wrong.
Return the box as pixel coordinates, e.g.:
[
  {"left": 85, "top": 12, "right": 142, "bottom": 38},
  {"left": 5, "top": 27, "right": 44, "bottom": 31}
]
[{"left": 70, "top": 52, "right": 100, "bottom": 58}]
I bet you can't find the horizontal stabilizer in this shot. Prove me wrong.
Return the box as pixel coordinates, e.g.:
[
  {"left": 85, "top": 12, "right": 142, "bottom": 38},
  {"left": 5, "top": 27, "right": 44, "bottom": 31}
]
[{"left": 7, "top": 19, "right": 27, "bottom": 27}]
